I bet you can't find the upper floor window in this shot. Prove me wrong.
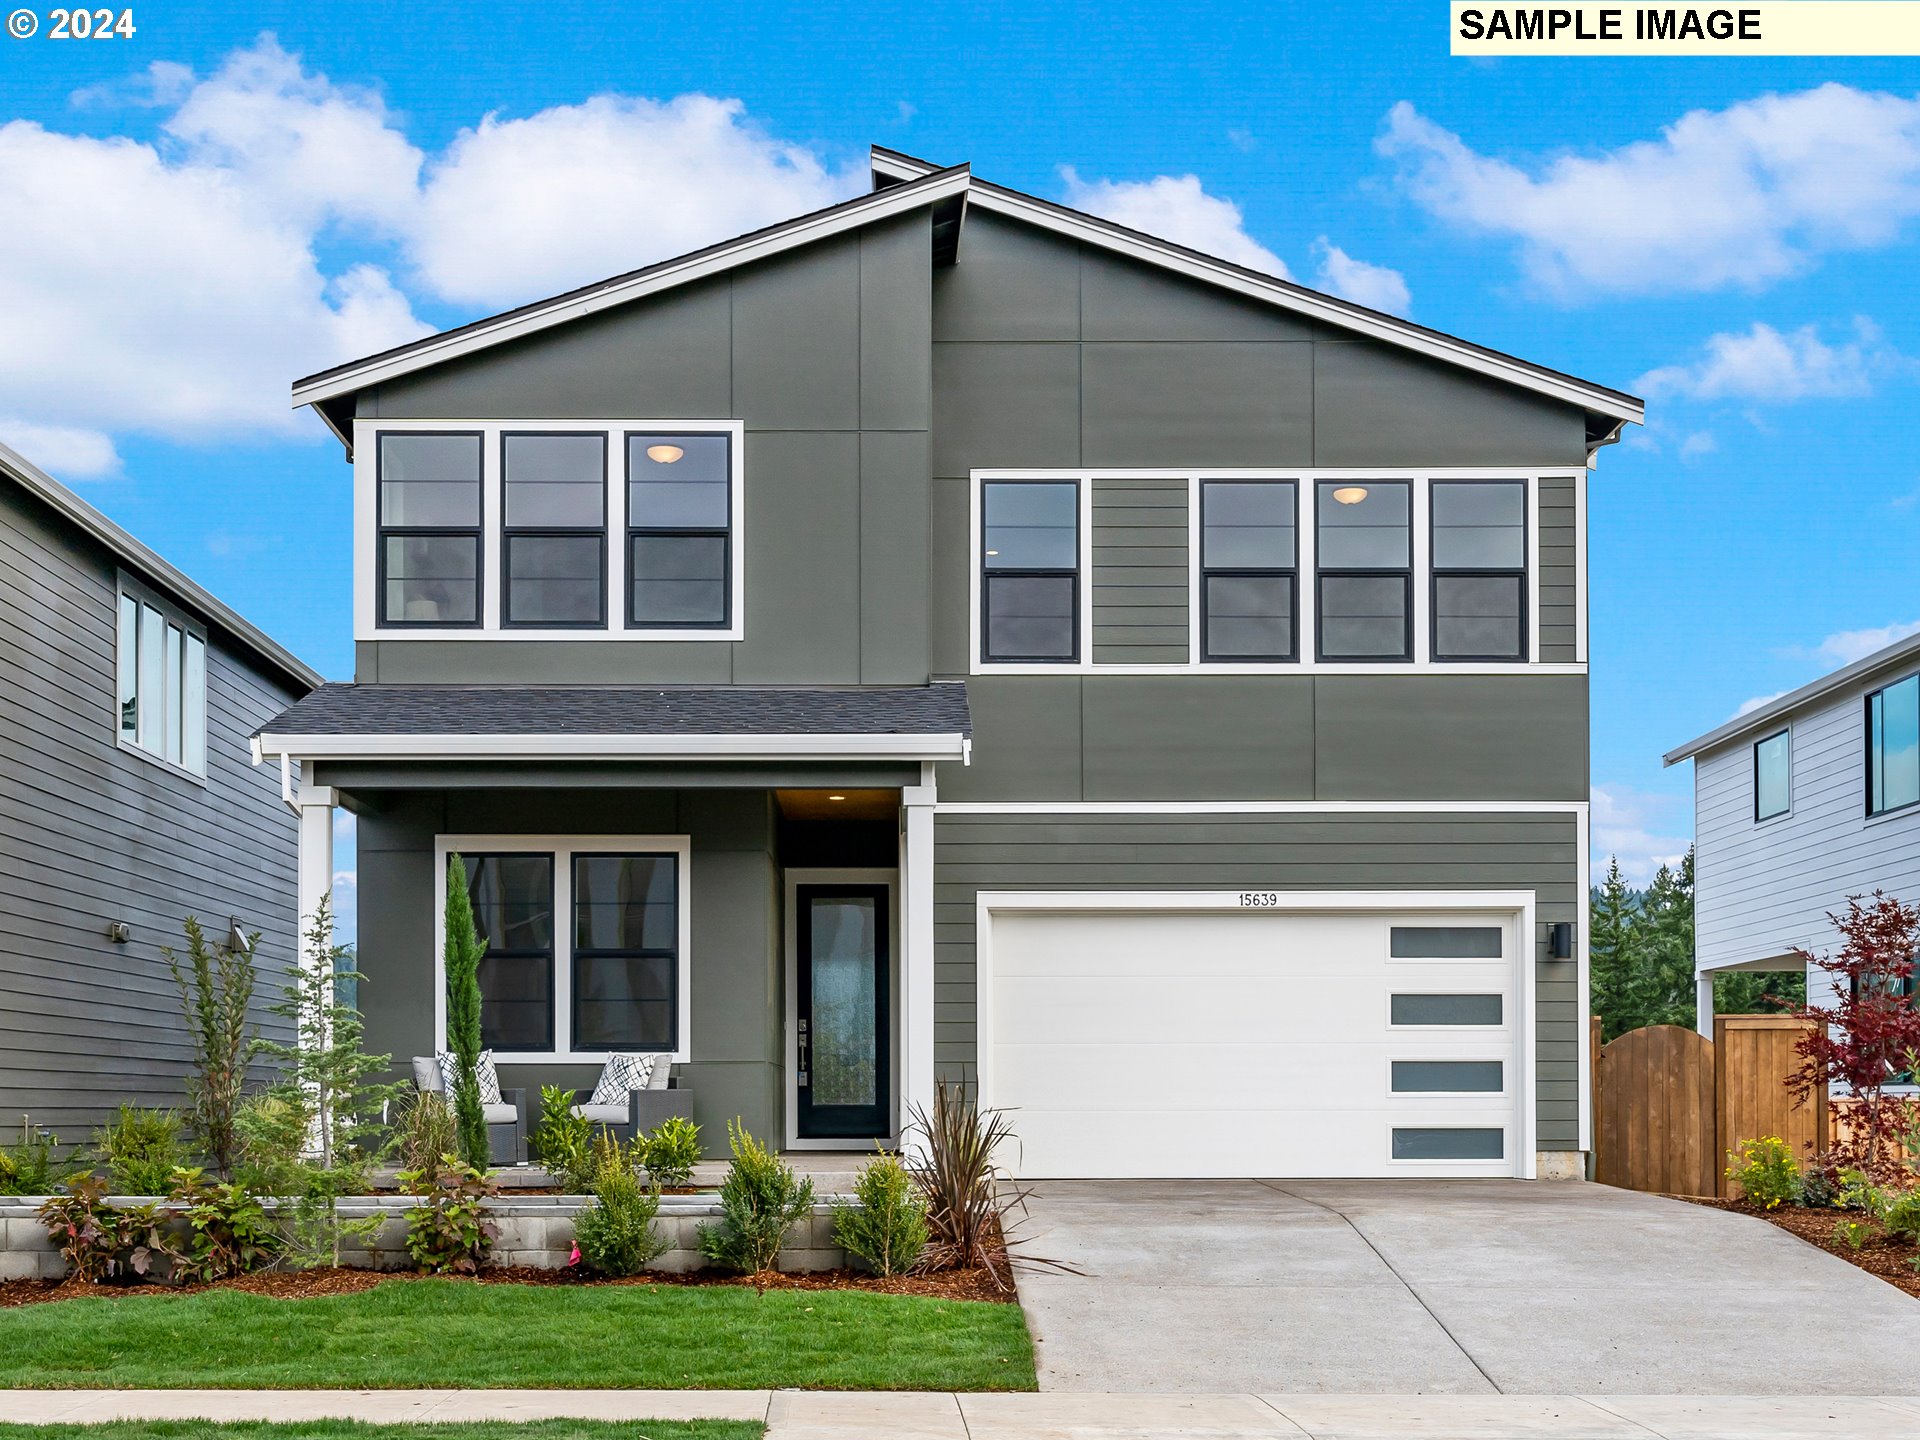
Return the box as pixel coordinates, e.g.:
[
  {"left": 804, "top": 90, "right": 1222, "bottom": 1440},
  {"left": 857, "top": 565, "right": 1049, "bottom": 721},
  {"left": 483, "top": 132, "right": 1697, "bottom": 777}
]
[
  {"left": 503, "top": 433, "right": 606, "bottom": 628},
  {"left": 982, "top": 480, "right": 1079, "bottom": 663},
  {"left": 378, "top": 432, "right": 482, "bottom": 627},
  {"left": 628, "top": 433, "right": 731, "bottom": 628},
  {"left": 1201, "top": 481, "right": 1296, "bottom": 662},
  {"left": 116, "top": 585, "right": 206, "bottom": 776},
  {"left": 1869, "top": 673, "right": 1920, "bottom": 817},
  {"left": 1754, "top": 728, "right": 1791, "bottom": 822},
  {"left": 1431, "top": 481, "right": 1526, "bottom": 662},
  {"left": 1316, "top": 480, "right": 1410, "bottom": 661}
]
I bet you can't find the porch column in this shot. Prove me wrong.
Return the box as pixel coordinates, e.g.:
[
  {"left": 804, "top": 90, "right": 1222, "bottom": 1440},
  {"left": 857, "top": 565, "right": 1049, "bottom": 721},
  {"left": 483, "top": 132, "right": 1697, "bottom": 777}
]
[
  {"left": 296, "top": 784, "right": 337, "bottom": 956},
  {"left": 1696, "top": 971, "right": 1715, "bottom": 1039},
  {"left": 900, "top": 763, "right": 937, "bottom": 1149}
]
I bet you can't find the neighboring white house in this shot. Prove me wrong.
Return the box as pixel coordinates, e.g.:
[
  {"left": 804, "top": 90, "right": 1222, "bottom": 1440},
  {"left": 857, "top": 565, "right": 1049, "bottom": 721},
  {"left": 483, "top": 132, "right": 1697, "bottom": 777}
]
[{"left": 1665, "top": 632, "right": 1920, "bottom": 1036}]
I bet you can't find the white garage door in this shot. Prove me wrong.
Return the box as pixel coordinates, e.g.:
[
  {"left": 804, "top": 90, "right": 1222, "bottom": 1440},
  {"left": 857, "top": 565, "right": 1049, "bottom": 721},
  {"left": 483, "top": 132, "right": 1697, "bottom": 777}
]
[{"left": 983, "top": 900, "right": 1530, "bottom": 1179}]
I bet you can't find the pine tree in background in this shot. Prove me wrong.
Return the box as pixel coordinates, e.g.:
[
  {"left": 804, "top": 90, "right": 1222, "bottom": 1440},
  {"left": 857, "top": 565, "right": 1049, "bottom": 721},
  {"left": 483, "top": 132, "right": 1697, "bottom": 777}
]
[
  {"left": 1589, "top": 858, "right": 1641, "bottom": 1041},
  {"left": 443, "top": 854, "right": 490, "bottom": 1170},
  {"left": 1636, "top": 854, "right": 1698, "bottom": 1030}
]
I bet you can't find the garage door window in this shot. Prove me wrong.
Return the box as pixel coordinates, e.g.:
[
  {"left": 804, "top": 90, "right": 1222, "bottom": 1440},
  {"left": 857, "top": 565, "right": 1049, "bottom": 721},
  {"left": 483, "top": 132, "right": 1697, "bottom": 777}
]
[
  {"left": 1392, "top": 1127, "right": 1504, "bottom": 1160},
  {"left": 1391, "top": 1060, "right": 1504, "bottom": 1093},
  {"left": 1390, "top": 926, "right": 1503, "bottom": 959},
  {"left": 1390, "top": 993, "right": 1503, "bottom": 1026}
]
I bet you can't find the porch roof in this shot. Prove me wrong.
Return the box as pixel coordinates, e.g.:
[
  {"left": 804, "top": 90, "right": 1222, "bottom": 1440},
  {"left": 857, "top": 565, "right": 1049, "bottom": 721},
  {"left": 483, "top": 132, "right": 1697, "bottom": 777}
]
[{"left": 252, "top": 682, "right": 971, "bottom": 764}]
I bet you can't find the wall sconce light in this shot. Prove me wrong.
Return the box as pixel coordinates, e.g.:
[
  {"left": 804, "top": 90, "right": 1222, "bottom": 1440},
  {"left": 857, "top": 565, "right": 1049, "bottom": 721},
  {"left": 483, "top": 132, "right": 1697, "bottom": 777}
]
[
  {"left": 1548, "top": 921, "right": 1574, "bottom": 959},
  {"left": 107, "top": 922, "right": 131, "bottom": 945},
  {"left": 226, "top": 917, "right": 254, "bottom": 957}
]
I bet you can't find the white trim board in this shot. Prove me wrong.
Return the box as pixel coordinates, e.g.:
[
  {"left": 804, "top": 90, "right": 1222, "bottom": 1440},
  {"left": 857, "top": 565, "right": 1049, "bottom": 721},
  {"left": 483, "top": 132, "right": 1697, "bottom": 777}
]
[
  {"left": 257, "top": 732, "right": 969, "bottom": 763},
  {"left": 433, "top": 834, "right": 694, "bottom": 1066},
  {"left": 782, "top": 867, "right": 901, "bottom": 1151},
  {"left": 935, "top": 800, "right": 1589, "bottom": 815},
  {"left": 971, "top": 887, "right": 1539, "bottom": 1180}
]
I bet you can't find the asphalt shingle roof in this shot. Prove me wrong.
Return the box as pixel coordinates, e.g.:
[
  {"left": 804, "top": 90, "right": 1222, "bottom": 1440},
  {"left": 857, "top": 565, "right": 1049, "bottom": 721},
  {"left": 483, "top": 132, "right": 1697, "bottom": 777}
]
[{"left": 257, "top": 682, "right": 971, "bottom": 739}]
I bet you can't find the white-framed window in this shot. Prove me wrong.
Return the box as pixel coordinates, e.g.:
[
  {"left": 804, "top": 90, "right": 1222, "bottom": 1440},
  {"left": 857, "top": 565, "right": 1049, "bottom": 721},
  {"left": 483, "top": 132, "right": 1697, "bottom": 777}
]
[
  {"left": 1754, "top": 727, "right": 1792, "bottom": 823},
  {"left": 115, "top": 575, "right": 207, "bottom": 778},
  {"left": 969, "top": 468, "right": 1571, "bottom": 675},
  {"left": 433, "top": 835, "right": 693, "bottom": 1064},
  {"left": 357, "top": 420, "right": 745, "bottom": 642}
]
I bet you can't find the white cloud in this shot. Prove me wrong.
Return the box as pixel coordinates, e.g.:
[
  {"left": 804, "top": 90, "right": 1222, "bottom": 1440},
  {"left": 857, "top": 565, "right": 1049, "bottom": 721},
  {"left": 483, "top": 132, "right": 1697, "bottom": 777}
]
[
  {"left": 1638, "top": 318, "right": 1902, "bottom": 402},
  {"left": 1678, "top": 430, "right": 1718, "bottom": 459},
  {"left": 1734, "top": 689, "right": 1789, "bottom": 718},
  {"left": 1592, "top": 785, "right": 1692, "bottom": 884},
  {"left": 1227, "top": 127, "right": 1258, "bottom": 153},
  {"left": 1378, "top": 85, "right": 1920, "bottom": 297},
  {"left": 409, "top": 95, "right": 860, "bottom": 309},
  {"left": 1310, "top": 237, "right": 1411, "bottom": 315},
  {"left": 1059, "top": 167, "right": 1289, "bottom": 276},
  {"left": 0, "top": 419, "right": 121, "bottom": 479},
  {"left": 1809, "top": 618, "right": 1920, "bottom": 666}
]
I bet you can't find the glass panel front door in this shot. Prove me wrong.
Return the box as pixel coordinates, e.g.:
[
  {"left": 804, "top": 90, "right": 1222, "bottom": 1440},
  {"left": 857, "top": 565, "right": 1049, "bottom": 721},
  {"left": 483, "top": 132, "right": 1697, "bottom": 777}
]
[{"left": 797, "top": 884, "right": 890, "bottom": 1140}]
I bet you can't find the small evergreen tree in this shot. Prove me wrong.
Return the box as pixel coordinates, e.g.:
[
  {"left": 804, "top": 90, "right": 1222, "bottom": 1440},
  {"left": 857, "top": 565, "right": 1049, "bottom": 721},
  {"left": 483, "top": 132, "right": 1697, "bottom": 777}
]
[
  {"left": 1589, "top": 858, "right": 1642, "bottom": 1041},
  {"left": 1635, "top": 854, "right": 1698, "bottom": 1031},
  {"left": 163, "top": 915, "right": 256, "bottom": 1179},
  {"left": 443, "top": 854, "right": 490, "bottom": 1170}
]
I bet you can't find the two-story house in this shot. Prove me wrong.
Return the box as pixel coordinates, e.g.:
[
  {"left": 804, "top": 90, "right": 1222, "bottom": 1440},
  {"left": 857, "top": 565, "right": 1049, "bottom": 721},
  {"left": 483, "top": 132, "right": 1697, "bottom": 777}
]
[
  {"left": 1665, "top": 631, "right": 1920, "bottom": 1033},
  {"left": 1, "top": 440, "right": 319, "bottom": 1142},
  {"left": 254, "top": 148, "right": 1642, "bottom": 1180}
]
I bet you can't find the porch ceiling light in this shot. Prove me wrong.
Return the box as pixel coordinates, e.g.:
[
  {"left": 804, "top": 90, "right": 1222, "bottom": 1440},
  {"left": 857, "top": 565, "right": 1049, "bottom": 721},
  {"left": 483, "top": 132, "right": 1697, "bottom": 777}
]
[
  {"left": 645, "top": 444, "right": 685, "bottom": 464},
  {"left": 1332, "top": 485, "right": 1370, "bottom": 505},
  {"left": 829, "top": 794, "right": 846, "bottom": 801}
]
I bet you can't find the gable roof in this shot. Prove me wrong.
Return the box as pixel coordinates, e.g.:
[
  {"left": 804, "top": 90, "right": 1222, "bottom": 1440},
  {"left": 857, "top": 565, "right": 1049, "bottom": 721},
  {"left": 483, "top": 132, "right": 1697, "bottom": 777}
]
[
  {"left": 290, "top": 147, "right": 1642, "bottom": 451},
  {"left": 872, "top": 147, "right": 1642, "bottom": 448},
  {"left": 1663, "top": 630, "right": 1920, "bottom": 767},
  {"left": 0, "top": 440, "right": 323, "bottom": 694}
]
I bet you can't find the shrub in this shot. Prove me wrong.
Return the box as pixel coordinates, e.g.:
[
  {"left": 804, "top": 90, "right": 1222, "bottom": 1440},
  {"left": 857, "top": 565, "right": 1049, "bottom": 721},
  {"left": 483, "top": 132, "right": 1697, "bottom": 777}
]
[
  {"left": 833, "top": 1150, "right": 929, "bottom": 1277},
  {"left": 1835, "top": 1216, "right": 1874, "bottom": 1251},
  {"left": 442, "top": 854, "right": 490, "bottom": 1171},
  {"left": 642, "top": 1115, "right": 701, "bottom": 1189},
  {"left": 394, "top": 1091, "right": 460, "bottom": 1176},
  {"left": 163, "top": 915, "right": 256, "bottom": 1179},
  {"left": 233, "top": 1093, "right": 313, "bottom": 1197},
  {"left": 1726, "top": 1136, "right": 1801, "bottom": 1210},
  {"left": 1801, "top": 1164, "right": 1840, "bottom": 1209},
  {"left": 697, "top": 1119, "right": 814, "bottom": 1275},
  {"left": 1883, "top": 1187, "right": 1920, "bottom": 1243},
  {"left": 574, "top": 1138, "right": 666, "bottom": 1277},
  {"left": 168, "top": 1170, "right": 279, "bottom": 1281},
  {"left": 93, "top": 1106, "right": 186, "bottom": 1196},
  {"left": 0, "top": 1124, "right": 64, "bottom": 1196},
  {"left": 399, "top": 1158, "right": 497, "bottom": 1274},
  {"left": 532, "top": 1084, "right": 596, "bottom": 1192},
  {"left": 38, "top": 1175, "right": 177, "bottom": 1284},
  {"left": 910, "top": 1077, "right": 1029, "bottom": 1288}
]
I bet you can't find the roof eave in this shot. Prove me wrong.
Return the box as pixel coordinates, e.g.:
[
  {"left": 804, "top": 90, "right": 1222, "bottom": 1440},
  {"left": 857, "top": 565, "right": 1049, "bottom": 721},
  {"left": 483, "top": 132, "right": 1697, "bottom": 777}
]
[{"left": 255, "top": 731, "right": 970, "bottom": 763}]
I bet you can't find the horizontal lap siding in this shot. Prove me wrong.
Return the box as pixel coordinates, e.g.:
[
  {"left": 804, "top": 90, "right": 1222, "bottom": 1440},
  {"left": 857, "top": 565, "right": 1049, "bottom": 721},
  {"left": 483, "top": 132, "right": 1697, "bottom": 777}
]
[
  {"left": 1091, "top": 479, "right": 1188, "bottom": 665},
  {"left": 0, "top": 489, "right": 303, "bottom": 1139},
  {"left": 933, "top": 809, "right": 1581, "bottom": 1148},
  {"left": 1537, "top": 474, "right": 1577, "bottom": 663}
]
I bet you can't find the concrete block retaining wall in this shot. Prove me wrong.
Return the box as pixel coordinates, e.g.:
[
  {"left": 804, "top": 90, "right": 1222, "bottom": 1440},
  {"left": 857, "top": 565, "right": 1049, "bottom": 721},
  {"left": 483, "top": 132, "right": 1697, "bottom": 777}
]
[{"left": 0, "top": 1196, "right": 849, "bottom": 1281}]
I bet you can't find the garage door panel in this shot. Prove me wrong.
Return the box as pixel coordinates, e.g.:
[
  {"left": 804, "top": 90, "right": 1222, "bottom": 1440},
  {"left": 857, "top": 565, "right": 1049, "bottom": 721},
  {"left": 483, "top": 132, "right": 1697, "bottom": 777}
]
[
  {"left": 990, "top": 912, "right": 1398, "bottom": 979},
  {"left": 994, "top": 977, "right": 1387, "bottom": 1044},
  {"left": 994, "top": 1043, "right": 1374, "bottom": 1108}
]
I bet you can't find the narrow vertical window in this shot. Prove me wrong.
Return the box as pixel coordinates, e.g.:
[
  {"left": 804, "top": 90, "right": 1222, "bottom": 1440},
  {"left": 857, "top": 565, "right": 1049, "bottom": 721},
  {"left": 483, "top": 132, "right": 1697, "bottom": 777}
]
[
  {"left": 1431, "top": 480, "right": 1526, "bottom": 661},
  {"left": 1200, "top": 480, "right": 1296, "bottom": 661},
  {"left": 502, "top": 433, "right": 606, "bottom": 627},
  {"left": 377, "top": 432, "right": 483, "bottom": 627},
  {"left": 573, "top": 853, "right": 679, "bottom": 1050},
  {"left": 137, "top": 602, "right": 164, "bottom": 753},
  {"left": 1869, "top": 674, "right": 1920, "bottom": 817},
  {"left": 982, "top": 481, "right": 1079, "bottom": 663},
  {"left": 1316, "top": 481, "right": 1410, "bottom": 661},
  {"left": 116, "top": 590, "right": 207, "bottom": 776},
  {"left": 116, "top": 593, "right": 138, "bottom": 742},
  {"left": 181, "top": 634, "right": 206, "bottom": 775},
  {"left": 1754, "top": 728, "right": 1791, "bottom": 821},
  {"left": 627, "top": 433, "right": 731, "bottom": 628},
  {"left": 164, "top": 623, "right": 184, "bottom": 766},
  {"left": 463, "top": 854, "right": 556, "bottom": 1052}
]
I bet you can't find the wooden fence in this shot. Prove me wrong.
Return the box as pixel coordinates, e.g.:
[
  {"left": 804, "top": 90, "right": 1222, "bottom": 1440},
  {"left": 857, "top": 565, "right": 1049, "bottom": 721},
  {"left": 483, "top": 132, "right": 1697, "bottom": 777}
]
[{"left": 1592, "top": 1014, "right": 1824, "bottom": 1198}]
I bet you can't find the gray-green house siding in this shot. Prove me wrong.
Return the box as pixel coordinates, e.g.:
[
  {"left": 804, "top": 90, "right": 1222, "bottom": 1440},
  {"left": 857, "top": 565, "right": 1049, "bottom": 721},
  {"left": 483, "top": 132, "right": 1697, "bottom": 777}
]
[
  {"left": 1091, "top": 478, "right": 1189, "bottom": 665},
  {"left": 933, "top": 808, "right": 1582, "bottom": 1149}
]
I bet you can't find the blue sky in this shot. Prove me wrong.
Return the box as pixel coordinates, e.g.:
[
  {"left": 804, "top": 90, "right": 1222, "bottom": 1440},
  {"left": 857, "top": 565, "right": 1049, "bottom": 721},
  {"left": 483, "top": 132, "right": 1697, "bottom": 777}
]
[{"left": 5, "top": 2, "right": 1920, "bottom": 915}]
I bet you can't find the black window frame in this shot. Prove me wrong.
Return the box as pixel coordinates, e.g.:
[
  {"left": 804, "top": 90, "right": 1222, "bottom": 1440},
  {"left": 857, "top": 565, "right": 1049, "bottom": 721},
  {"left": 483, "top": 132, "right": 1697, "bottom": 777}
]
[
  {"left": 375, "top": 430, "right": 485, "bottom": 630},
  {"left": 500, "top": 430, "right": 609, "bottom": 630},
  {"left": 570, "top": 851, "right": 681, "bottom": 1054},
  {"left": 462, "top": 851, "right": 557, "bottom": 1055},
  {"left": 1753, "top": 726, "right": 1792, "bottom": 823},
  {"left": 1429, "top": 478, "right": 1528, "bottom": 663},
  {"left": 1867, "top": 672, "right": 1920, "bottom": 819},
  {"left": 980, "top": 479, "right": 1081, "bottom": 665},
  {"left": 1199, "top": 479, "right": 1298, "bottom": 663},
  {"left": 624, "top": 430, "right": 734, "bottom": 632},
  {"left": 1315, "top": 479, "right": 1412, "bottom": 663}
]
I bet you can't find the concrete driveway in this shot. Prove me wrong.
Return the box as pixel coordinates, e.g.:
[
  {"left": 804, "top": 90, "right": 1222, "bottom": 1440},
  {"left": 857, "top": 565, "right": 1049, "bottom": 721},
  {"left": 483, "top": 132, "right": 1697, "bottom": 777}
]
[{"left": 1011, "top": 1179, "right": 1920, "bottom": 1393}]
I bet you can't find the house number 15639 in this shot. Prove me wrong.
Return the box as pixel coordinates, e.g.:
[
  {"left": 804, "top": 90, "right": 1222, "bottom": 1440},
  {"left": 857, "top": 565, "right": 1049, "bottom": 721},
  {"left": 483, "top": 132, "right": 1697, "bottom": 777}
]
[{"left": 1238, "top": 892, "right": 1281, "bottom": 908}]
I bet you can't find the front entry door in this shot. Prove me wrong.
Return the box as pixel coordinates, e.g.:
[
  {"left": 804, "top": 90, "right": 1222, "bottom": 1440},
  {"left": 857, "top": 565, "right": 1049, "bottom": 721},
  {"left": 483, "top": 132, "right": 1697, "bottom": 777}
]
[{"left": 796, "top": 884, "right": 891, "bottom": 1140}]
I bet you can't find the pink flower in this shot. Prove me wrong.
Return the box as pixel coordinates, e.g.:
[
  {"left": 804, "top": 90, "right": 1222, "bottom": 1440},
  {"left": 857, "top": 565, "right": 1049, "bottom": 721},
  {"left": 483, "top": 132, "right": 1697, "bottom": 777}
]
[{"left": 568, "top": 1243, "right": 581, "bottom": 1267}]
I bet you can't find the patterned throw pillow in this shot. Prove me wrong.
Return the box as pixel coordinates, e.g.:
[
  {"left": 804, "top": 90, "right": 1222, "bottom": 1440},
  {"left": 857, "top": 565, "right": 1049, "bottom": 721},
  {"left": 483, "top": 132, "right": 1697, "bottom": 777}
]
[
  {"left": 590, "top": 1052, "right": 656, "bottom": 1105},
  {"left": 437, "top": 1050, "right": 504, "bottom": 1104}
]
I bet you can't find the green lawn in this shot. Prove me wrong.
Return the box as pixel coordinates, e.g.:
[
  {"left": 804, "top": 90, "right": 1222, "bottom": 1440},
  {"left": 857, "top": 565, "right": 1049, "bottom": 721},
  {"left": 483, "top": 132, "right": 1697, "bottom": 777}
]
[
  {"left": 0, "top": 1426, "right": 759, "bottom": 1440},
  {"left": 0, "top": 1279, "right": 1036, "bottom": 1391}
]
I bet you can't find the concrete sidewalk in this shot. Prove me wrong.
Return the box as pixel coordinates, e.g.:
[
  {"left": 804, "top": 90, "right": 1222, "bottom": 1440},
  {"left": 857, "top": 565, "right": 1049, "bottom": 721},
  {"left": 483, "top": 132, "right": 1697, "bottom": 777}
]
[{"left": 6, "top": 1391, "right": 1920, "bottom": 1438}]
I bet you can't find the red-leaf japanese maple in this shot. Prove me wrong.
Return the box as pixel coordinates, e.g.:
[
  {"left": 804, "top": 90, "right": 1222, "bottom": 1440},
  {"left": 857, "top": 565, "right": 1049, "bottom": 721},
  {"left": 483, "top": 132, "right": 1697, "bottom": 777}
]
[{"left": 1791, "top": 891, "right": 1920, "bottom": 1177}]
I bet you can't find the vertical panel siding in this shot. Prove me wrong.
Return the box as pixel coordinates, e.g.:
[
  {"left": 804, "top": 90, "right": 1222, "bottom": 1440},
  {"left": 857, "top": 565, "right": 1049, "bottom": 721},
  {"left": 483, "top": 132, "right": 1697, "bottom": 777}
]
[
  {"left": 0, "top": 487, "right": 304, "bottom": 1143},
  {"left": 933, "top": 809, "right": 1582, "bottom": 1149},
  {"left": 1695, "top": 676, "right": 1920, "bottom": 972},
  {"left": 1091, "top": 478, "right": 1189, "bottom": 665},
  {"left": 1537, "top": 474, "right": 1578, "bottom": 663}
]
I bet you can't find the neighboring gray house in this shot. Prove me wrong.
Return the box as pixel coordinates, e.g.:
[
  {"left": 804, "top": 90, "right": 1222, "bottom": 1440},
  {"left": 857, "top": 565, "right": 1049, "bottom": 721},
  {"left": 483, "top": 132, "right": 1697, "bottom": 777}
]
[
  {"left": 1665, "top": 631, "right": 1920, "bottom": 1034},
  {"left": 0, "top": 441, "right": 320, "bottom": 1145},
  {"left": 256, "top": 148, "right": 1642, "bottom": 1179}
]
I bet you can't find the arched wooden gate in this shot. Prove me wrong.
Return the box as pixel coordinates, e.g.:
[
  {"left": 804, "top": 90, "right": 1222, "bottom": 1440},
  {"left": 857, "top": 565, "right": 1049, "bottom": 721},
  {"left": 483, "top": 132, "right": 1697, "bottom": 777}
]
[{"left": 1595, "top": 1024, "right": 1716, "bottom": 1196}]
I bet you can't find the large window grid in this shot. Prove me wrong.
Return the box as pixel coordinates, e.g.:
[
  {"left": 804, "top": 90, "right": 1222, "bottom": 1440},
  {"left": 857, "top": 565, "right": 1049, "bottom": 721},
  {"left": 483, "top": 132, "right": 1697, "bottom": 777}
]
[
  {"left": 1430, "top": 480, "right": 1527, "bottom": 662},
  {"left": 1200, "top": 481, "right": 1297, "bottom": 662},
  {"left": 1316, "top": 480, "right": 1413, "bottom": 662},
  {"left": 626, "top": 432, "right": 732, "bottom": 630},
  {"left": 1869, "top": 674, "right": 1920, "bottom": 818},
  {"left": 980, "top": 480, "right": 1081, "bottom": 664},
  {"left": 376, "top": 432, "right": 484, "bottom": 628},
  {"left": 501, "top": 432, "right": 607, "bottom": 629}
]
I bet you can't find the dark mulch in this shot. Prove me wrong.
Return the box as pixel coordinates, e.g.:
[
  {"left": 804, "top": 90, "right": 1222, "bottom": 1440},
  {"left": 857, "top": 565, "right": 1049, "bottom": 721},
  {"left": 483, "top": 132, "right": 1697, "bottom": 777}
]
[{"left": 1678, "top": 1195, "right": 1920, "bottom": 1299}]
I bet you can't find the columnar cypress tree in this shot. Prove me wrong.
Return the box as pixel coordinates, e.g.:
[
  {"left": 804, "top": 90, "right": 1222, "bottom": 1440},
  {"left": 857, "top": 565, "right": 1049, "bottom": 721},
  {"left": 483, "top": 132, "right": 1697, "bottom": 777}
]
[{"left": 443, "top": 854, "right": 490, "bottom": 1169}]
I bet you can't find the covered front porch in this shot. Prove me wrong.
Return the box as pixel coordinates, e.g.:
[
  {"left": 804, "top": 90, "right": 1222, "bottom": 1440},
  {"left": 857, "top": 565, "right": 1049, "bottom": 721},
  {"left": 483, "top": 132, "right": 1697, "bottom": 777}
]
[{"left": 252, "top": 682, "right": 969, "bottom": 1156}]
